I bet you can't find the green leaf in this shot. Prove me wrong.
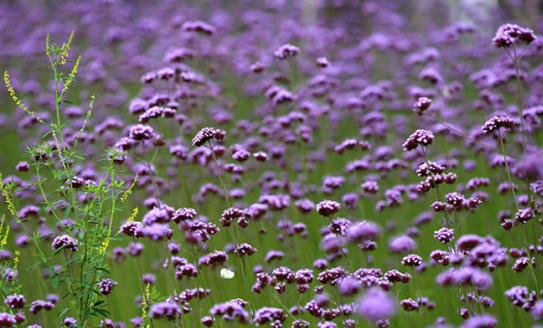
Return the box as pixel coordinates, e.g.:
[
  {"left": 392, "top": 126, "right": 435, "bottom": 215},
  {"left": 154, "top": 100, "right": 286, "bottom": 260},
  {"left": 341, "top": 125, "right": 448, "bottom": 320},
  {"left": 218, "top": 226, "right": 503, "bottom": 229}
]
[
  {"left": 92, "top": 308, "right": 110, "bottom": 317},
  {"left": 63, "top": 205, "right": 72, "bottom": 219},
  {"left": 32, "top": 65, "right": 51, "bottom": 71},
  {"left": 53, "top": 245, "right": 67, "bottom": 255},
  {"left": 96, "top": 267, "right": 111, "bottom": 274},
  {"left": 59, "top": 307, "right": 70, "bottom": 317}
]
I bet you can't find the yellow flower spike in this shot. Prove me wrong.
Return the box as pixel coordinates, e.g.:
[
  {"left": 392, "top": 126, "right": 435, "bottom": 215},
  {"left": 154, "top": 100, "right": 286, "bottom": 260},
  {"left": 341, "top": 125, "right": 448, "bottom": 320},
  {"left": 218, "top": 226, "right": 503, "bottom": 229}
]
[
  {"left": 142, "top": 283, "right": 150, "bottom": 322},
  {"left": 4, "top": 71, "right": 45, "bottom": 125},
  {"left": 0, "top": 174, "right": 16, "bottom": 216},
  {"left": 14, "top": 250, "right": 20, "bottom": 269},
  {"left": 61, "top": 30, "right": 75, "bottom": 65},
  {"left": 128, "top": 208, "right": 138, "bottom": 222},
  {"left": 99, "top": 235, "right": 111, "bottom": 257},
  {"left": 73, "top": 95, "right": 94, "bottom": 147},
  {"left": 62, "top": 55, "right": 81, "bottom": 93},
  {"left": 0, "top": 214, "right": 4, "bottom": 238},
  {"left": 121, "top": 174, "right": 139, "bottom": 203},
  {"left": 0, "top": 226, "right": 10, "bottom": 249},
  {"left": 65, "top": 30, "right": 75, "bottom": 52}
]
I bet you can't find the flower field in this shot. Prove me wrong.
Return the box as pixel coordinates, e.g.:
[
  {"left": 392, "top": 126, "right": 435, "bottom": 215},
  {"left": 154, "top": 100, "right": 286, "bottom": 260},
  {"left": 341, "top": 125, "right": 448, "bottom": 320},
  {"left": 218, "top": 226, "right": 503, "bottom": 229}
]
[{"left": 0, "top": 1, "right": 543, "bottom": 327}]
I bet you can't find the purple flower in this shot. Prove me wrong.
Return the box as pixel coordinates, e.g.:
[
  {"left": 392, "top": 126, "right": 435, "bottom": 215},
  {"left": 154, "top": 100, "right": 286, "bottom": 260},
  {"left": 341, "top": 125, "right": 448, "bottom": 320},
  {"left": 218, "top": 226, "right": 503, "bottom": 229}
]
[
  {"left": 346, "top": 221, "right": 381, "bottom": 243},
  {"left": 235, "top": 243, "right": 257, "bottom": 257},
  {"left": 210, "top": 300, "right": 249, "bottom": 324},
  {"left": 254, "top": 307, "right": 285, "bottom": 326},
  {"left": 141, "top": 224, "right": 173, "bottom": 241},
  {"left": 4, "top": 294, "right": 25, "bottom": 309},
  {"left": 413, "top": 97, "right": 432, "bottom": 115},
  {"left": 192, "top": 127, "right": 226, "bottom": 147},
  {"left": 63, "top": 318, "right": 77, "bottom": 327},
  {"left": 493, "top": 24, "right": 536, "bottom": 48},
  {"left": 293, "top": 319, "right": 310, "bottom": 327},
  {"left": 514, "top": 208, "right": 534, "bottom": 224},
  {"left": 481, "top": 116, "right": 514, "bottom": 134},
  {"left": 531, "top": 300, "right": 543, "bottom": 320},
  {"left": 201, "top": 316, "right": 213, "bottom": 327},
  {"left": 29, "top": 299, "right": 55, "bottom": 314},
  {"left": 274, "top": 44, "right": 300, "bottom": 60},
  {"left": 434, "top": 228, "right": 454, "bottom": 243},
  {"left": 338, "top": 277, "right": 361, "bottom": 295},
  {"left": 127, "top": 242, "right": 144, "bottom": 257},
  {"left": 400, "top": 298, "right": 419, "bottom": 312},
  {"left": 150, "top": 301, "right": 181, "bottom": 320},
  {"left": 52, "top": 235, "right": 78, "bottom": 252},
  {"left": 403, "top": 129, "right": 435, "bottom": 151},
  {"left": 0, "top": 313, "right": 15, "bottom": 327},
  {"left": 175, "top": 264, "right": 198, "bottom": 279},
  {"left": 356, "top": 287, "right": 396, "bottom": 321},
  {"left": 416, "top": 162, "right": 445, "bottom": 177},
  {"left": 143, "top": 273, "right": 156, "bottom": 284},
  {"left": 316, "top": 200, "right": 341, "bottom": 217},
  {"left": 436, "top": 267, "right": 493, "bottom": 290},
  {"left": 460, "top": 314, "right": 497, "bottom": 327},
  {"left": 130, "top": 317, "right": 143, "bottom": 327},
  {"left": 203, "top": 251, "right": 228, "bottom": 266},
  {"left": 119, "top": 221, "right": 144, "bottom": 237},
  {"left": 182, "top": 20, "right": 216, "bottom": 35},
  {"left": 97, "top": 278, "right": 118, "bottom": 295},
  {"left": 531, "top": 180, "right": 543, "bottom": 197},
  {"left": 321, "top": 233, "right": 343, "bottom": 254},
  {"left": 295, "top": 199, "right": 314, "bottom": 213},
  {"left": 128, "top": 124, "right": 155, "bottom": 141},
  {"left": 505, "top": 286, "right": 528, "bottom": 306},
  {"left": 401, "top": 254, "right": 422, "bottom": 267},
  {"left": 388, "top": 235, "right": 417, "bottom": 253}
]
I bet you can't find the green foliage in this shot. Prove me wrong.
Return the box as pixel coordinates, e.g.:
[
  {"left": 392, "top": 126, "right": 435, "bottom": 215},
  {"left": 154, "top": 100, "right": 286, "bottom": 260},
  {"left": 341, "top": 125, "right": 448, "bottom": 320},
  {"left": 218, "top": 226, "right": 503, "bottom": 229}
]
[{"left": 0, "top": 32, "right": 132, "bottom": 326}]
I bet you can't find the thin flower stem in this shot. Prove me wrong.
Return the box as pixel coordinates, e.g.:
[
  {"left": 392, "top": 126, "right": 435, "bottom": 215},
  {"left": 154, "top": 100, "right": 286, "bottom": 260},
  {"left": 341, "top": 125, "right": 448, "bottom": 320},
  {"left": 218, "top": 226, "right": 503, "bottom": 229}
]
[
  {"left": 511, "top": 44, "right": 526, "bottom": 155},
  {"left": 498, "top": 132, "right": 519, "bottom": 212},
  {"left": 208, "top": 141, "right": 231, "bottom": 208}
]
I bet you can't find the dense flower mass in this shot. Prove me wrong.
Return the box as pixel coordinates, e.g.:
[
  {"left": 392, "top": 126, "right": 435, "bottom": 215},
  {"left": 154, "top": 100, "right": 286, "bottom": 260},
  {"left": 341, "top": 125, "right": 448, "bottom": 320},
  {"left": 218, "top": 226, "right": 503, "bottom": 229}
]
[{"left": 0, "top": 1, "right": 541, "bottom": 327}]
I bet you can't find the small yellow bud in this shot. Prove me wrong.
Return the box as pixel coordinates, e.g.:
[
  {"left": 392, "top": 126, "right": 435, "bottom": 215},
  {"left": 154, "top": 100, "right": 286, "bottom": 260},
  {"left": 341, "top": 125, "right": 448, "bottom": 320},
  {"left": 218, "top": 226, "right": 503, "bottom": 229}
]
[
  {"left": 128, "top": 208, "right": 138, "bottom": 222},
  {"left": 121, "top": 174, "right": 138, "bottom": 203},
  {"left": 14, "top": 250, "right": 20, "bottom": 268}
]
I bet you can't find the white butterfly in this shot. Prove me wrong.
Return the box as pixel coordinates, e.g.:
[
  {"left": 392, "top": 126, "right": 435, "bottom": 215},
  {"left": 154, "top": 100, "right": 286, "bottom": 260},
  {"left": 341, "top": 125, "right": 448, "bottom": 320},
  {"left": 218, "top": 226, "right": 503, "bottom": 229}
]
[{"left": 220, "top": 268, "right": 235, "bottom": 279}]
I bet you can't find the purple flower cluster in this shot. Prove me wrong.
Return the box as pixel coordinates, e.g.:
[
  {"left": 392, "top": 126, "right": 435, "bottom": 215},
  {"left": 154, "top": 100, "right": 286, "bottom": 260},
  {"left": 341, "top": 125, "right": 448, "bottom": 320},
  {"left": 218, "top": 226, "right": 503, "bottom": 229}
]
[
  {"left": 402, "top": 129, "right": 435, "bottom": 151},
  {"left": 1, "top": 1, "right": 543, "bottom": 327},
  {"left": 192, "top": 127, "right": 226, "bottom": 147},
  {"left": 493, "top": 24, "right": 537, "bottom": 48}
]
